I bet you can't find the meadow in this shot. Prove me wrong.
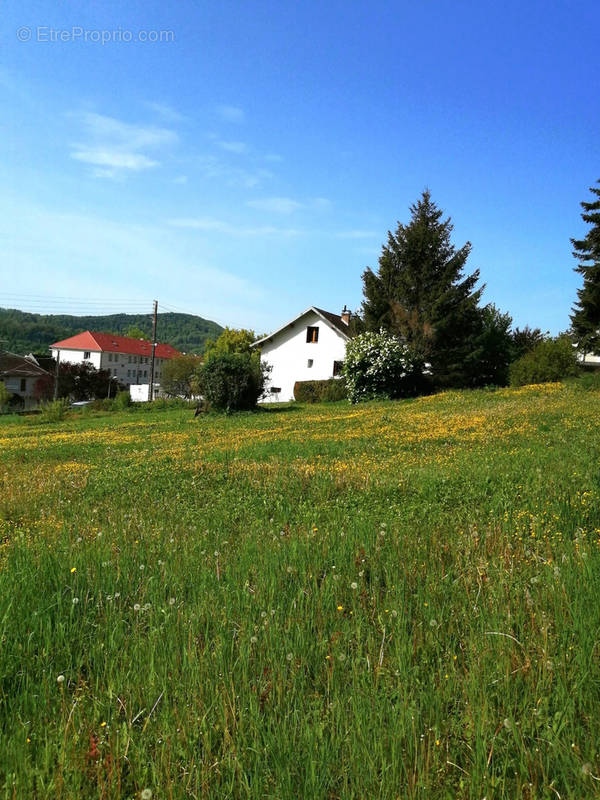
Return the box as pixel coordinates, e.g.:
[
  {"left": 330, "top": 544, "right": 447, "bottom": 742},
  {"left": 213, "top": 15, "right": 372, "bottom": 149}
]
[{"left": 1, "top": 382, "right": 600, "bottom": 799}]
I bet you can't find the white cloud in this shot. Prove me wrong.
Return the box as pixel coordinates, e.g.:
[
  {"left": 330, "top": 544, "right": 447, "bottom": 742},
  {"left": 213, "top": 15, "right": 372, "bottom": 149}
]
[
  {"left": 216, "top": 104, "right": 245, "bottom": 123},
  {"left": 336, "top": 229, "right": 379, "bottom": 239},
  {"left": 69, "top": 112, "right": 178, "bottom": 178},
  {"left": 246, "top": 196, "right": 331, "bottom": 215},
  {"left": 218, "top": 140, "right": 248, "bottom": 154},
  {"left": 71, "top": 149, "right": 158, "bottom": 171},
  {"left": 194, "top": 155, "right": 272, "bottom": 189},
  {"left": 168, "top": 217, "right": 301, "bottom": 237},
  {"left": 144, "top": 101, "right": 186, "bottom": 123},
  {"left": 246, "top": 196, "right": 304, "bottom": 214}
]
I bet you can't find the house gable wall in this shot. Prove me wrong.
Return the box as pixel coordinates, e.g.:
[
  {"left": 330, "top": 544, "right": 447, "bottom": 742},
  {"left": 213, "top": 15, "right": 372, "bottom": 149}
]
[{"left": 259, "top": 310, "right": 347, "bottom": 402}]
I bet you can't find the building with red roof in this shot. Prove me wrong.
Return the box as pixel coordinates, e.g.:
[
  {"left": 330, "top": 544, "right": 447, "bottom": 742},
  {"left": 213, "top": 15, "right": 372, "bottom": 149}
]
[{"left": 51, "top": 331, "right": 182, "bottom": 390}]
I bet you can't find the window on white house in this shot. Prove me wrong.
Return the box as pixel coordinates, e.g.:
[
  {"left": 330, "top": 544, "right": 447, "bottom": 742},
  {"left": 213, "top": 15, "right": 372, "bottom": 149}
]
[
  {"left": 83, "top": 351, "right": 90, "bottom": 359},
  {"left": 20, "top": 378, "right": 26, "bottom": 392},
  {"left": 306, "top": 326, "right": 319, "bottom": 343},
  {"left": 333, "top": 360, "right": 343, "bottom": 376},
  {"left": 307, "top": 359, "right": 314, "bottom": 368}
]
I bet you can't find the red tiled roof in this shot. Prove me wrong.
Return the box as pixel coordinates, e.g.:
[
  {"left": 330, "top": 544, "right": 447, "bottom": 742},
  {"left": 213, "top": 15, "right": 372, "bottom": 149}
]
[{"left": 51, "top": 331, "right": 181, "bottom": 359}]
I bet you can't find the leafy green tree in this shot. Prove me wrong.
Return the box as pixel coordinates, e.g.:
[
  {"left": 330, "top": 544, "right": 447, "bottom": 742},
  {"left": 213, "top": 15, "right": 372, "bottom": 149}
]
[
  {"left": 57, "top": 362, "right": 123, "bottom": 400},
  {"left": 509, "top": 336, "right": 579, "bottom": 386},
  {"left": 571, "top": 180, "right": 600, "bottom": 354},
  {"left": 162, "top": 354, "right": 203, "bottom": 398},
  {"left": 197, "top": 352, "right": 269, "bottom": 412},
  {"left": 361, "top": 191, "right": 483, "bottom": 388},
  {"left": 473, "top": 304, "right": 513, "bottom": 386},
  {"left": 511, "top": 326, "right": 546, "bottom": 362},
  {"left": 126, "top": 325, "right": 147, "bottom": 340},
  {"left": 204, "top": 327, "right": 257, "bottom": 357}
]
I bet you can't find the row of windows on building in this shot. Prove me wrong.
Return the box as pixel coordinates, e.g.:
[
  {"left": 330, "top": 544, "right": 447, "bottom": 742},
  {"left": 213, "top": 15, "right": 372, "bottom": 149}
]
[
  {"left": 106, "top": 353, "right": 155, "bottom": 365},
  {"left": 107, "top": 367, "right": 161, "bottom": 380}
]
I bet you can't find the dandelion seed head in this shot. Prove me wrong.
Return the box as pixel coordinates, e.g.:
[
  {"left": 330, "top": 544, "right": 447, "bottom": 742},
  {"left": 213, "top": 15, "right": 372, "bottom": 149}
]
[
  {"left": 168, "top": 597, "right": 175, "bottom": 606},
  {"left": 351, "top": 582, "right": 358, "bottom": 590},
  {"left": 286, "top": 653, "right": 293, "bottom": 661},
  {"left": 133, "top": 603, "right": 141, "bottom": 612},
  {"left": 72, "top": 597, "right": 79, "bottom": 605},
  {"left": 57, "top": 674, "right": 65, "bottom": 684},
  {"left": 250, "top": 636, "right": 258, "bottom": 644},
  {"left": 141, "top": 790, "right": 153, "bottom": 800}
]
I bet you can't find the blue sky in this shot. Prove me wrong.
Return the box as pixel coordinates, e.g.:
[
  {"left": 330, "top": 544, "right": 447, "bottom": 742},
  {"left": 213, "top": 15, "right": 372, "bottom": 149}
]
[{"left": 1, "top": 0, "right": 598, "bottom": 335}]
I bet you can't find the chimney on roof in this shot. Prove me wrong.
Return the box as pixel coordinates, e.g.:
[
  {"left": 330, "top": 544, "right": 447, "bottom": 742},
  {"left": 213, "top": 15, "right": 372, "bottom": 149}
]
[{"left": 341, "top": 305, "right": 351, "bottom": 326}]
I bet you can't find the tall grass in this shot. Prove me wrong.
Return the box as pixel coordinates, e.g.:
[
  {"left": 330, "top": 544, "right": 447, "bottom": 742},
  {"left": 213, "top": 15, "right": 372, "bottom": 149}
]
[{"left": 1, "top": 382, "right": 600, "bottom": 798}]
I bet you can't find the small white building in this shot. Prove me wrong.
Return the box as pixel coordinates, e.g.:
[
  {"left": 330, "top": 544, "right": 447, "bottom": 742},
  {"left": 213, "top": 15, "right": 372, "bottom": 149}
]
[
  {"left": 253, "top": 306, "right": 351, "bottom": 402},
  {"left": 50, "top": 331, "right": 181, "bottom": 394}
]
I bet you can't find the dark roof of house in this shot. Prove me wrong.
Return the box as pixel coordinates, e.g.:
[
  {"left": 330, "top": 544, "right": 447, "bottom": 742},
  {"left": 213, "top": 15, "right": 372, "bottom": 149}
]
[
  {"left": 313, "top": 307, "right": 350, "bottom": 337},
  {"left": 252, "top": 306, "right": 351, "bottom": 347},
  {"left": 0, "top": 352, "right": 51, "bottom": 378}
]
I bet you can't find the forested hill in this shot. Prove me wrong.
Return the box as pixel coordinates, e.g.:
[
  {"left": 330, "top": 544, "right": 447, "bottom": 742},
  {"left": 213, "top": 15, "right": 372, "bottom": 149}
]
[{"left": 0, "top": 308, "right": 224, "bottom": 356}]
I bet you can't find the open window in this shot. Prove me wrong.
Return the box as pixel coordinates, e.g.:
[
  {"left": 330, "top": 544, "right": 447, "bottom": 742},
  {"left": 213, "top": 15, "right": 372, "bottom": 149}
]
[{"left": 306, "top": 326, "right": 319, "bottom": 343}]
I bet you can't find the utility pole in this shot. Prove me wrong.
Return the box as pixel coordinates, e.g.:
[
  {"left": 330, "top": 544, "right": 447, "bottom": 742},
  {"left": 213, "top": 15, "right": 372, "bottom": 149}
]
[
  {"left": 149, "top": 300, "right": 158, "bottom": 401},
  {"left": 53, "top": 349, "right": 60, "bottom": 401}
]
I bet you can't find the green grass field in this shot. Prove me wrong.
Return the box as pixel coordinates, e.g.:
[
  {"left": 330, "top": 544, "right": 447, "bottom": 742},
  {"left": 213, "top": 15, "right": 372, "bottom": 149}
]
[{"left": 2, "top": 382, "right": 600, "bottom": 799}]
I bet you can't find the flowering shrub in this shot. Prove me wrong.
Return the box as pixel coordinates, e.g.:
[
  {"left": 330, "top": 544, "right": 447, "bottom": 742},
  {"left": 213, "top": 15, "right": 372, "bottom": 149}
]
[{"left": 342, "top": 330, "right": 422, "bottom": 403}]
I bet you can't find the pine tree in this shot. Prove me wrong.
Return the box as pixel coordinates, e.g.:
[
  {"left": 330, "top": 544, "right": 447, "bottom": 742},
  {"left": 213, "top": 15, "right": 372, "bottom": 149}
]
[
  {"left": 571, "top": 180, "right": 600, "bottom": 354},
  {"left": 361, "top": 190, "right": 484, "bottom": 388}
]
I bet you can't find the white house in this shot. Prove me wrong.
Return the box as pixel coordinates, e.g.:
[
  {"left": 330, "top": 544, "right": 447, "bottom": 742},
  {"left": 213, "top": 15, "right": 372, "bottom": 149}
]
[
  {"left": 50, "top": 331, "right": 181, "bottom": 398},
  {"left": 252, "top": 306, "right": 352, "bottom": 402}
]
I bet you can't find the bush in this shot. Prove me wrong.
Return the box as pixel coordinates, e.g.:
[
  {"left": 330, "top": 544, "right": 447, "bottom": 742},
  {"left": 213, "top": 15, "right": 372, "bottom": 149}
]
[
  {"left": 509, "top": 337, "right": 580, "bottom": 386},
  {"left": 197, "top": 352, "right": 269, "bottom": 412},
  {"left": 114, "top": 391, "right": 132, "bottom": 410},
  {"left": 39, "top": 399, "right": 68, "bottom": 423},
  {"left": 294, "top": 378, "right": 347, "bottom": 403},
  {"left": 342, "top": 330, "right": 424, "bottom": 403},
  {"left": 0, "top": 381, "right": 9, "bottom": 412}
]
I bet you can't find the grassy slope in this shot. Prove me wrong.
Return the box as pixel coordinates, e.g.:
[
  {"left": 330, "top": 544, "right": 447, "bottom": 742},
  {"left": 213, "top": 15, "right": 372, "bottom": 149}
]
[{"left": 1, "top": 384, "right": 600, "bottom": 798}]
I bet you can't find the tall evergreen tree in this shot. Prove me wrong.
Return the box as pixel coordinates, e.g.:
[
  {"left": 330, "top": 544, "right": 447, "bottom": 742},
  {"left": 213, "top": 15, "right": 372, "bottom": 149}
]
[
  {"left": 361, "top": 191, "right": 484, "bottom": 388},
  {"left": 571, "top": 180, "right": 600, "bottom": 354}
]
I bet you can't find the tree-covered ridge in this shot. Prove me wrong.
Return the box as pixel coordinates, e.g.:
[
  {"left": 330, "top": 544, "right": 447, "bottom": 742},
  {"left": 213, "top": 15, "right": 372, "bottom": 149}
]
[{"left": 0, "top": 308, "right": 223, "bottom": 356}]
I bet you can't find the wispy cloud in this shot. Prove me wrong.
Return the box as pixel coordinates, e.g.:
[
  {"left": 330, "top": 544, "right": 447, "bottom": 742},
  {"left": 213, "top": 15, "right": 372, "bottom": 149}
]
[
  {"left": 246, "top": 196, "right": 331, "bottom": 215},
  {"left": 218, "top": 140, "right": 248, "bottom": 154},
  {"left": 168, "top": 216, "right": 301, "bottom": 237},
  {"left": 246, "top": 196, "right": 304, "bottom": 214},
  {"left": 195, "top": 155, "right": 272, "bottom": 189},
  {"left": 216, "top": 104, "right": 245, "bottom": 123},
  {"left": 173, "top": 175, "right": 188, "bottom": 185},
  {"left": 69, "top": 112, "right": 178, "bottom": 178},
  {"left": 336, "top": 229, "right": 379, "bottom": 239},
  {"left": 144, "top": 101, "right": 186, "bottom": 123}
]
